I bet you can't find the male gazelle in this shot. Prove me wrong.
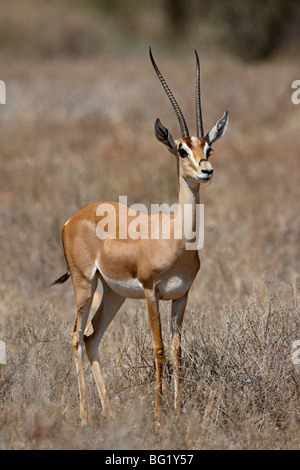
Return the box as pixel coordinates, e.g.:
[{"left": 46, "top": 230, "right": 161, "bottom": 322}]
[{"left": 52, "top": 49, "right": 228, "bottom": 425}]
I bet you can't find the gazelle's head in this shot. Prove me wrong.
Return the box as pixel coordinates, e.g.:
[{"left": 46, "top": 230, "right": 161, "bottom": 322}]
[{"left": 150, "top": 48, "right": 228, "bottom": 186}]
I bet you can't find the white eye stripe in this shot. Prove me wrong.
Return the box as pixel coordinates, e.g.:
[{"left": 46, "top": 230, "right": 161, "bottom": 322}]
[{"left": 190, "top": 154, "right": 199, "bottom": 170}]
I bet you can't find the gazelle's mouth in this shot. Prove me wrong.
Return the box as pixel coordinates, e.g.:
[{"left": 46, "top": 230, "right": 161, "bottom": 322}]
[{"left": 194, "top": 173, "right": 213, "bottom": 182}]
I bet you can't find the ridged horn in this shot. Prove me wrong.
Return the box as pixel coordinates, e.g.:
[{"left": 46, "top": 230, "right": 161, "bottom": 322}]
[
  {"left": 195, "top": 50, "right": 204, "bottom": 138},
  {"left": 149, "top": 47, "right": 189, "bottom": 138}
]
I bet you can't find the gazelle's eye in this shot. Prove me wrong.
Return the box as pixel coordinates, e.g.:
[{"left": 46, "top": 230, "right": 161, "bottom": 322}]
[{"left": 178, "top": 148, "right": 189, "bottom": 158}]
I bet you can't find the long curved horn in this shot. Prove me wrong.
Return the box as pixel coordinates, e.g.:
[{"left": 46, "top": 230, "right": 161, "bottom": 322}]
[
  {"left": 195, "top": 50, "right": 204, "bottom": 138},
  {"left": 149, "top": 47, "right": 189, "bottom": 138}
]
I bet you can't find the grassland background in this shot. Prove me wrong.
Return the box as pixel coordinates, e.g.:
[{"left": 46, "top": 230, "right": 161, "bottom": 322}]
[{"left": 0, "top": 0, "right": 299, "bottom": 450}]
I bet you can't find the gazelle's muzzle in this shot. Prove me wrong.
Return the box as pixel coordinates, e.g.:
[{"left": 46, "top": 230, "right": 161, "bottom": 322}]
[{"left": 196, "top": 160, "right": 213, "bottom": 181}]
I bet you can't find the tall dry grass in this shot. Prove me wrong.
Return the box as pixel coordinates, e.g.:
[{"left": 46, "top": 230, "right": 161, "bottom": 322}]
[{"left": 0, "top": 2, "right": 300, "bottom": 450}]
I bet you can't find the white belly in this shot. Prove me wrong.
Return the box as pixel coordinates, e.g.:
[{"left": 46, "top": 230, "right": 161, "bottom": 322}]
[
  {"left": 97, "top": 264, "right": 189, "bottom": 300},
  {"left": 101, "top": 273, "right": 146, "bottom": 299},
  {"left": 97, "top": 264, "right": 145, "bottom": 299}
]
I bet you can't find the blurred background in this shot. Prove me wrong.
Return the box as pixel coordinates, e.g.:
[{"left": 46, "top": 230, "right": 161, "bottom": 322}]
[
  {"left": 1, "top": 0, "right": 300, "bottom": 60},
  {"left": 0, "top": 0, "right": 300, "bottom": 449}
]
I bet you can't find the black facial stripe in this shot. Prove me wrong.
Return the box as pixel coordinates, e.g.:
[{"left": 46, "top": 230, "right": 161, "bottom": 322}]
[{"left": 206, "top": 147, "right": 213, "bottom": 158}]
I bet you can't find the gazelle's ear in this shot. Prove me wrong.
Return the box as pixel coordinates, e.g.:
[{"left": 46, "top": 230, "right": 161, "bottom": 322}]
[
  {"left": 205, "top": 111, "right": 228, "bottom": 146},
  {"left": 154, "top": 118, "right": 176, "bottom": 154}
]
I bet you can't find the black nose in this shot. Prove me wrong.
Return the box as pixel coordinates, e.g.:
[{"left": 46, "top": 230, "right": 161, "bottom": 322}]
[{"left": 201, "top": 168, "right": 213, "bottom": 176}]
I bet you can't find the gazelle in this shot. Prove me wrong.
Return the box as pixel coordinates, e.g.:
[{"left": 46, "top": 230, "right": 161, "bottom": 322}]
[{"left": 52, "top": 49, "right": 228, "bottom": 425}]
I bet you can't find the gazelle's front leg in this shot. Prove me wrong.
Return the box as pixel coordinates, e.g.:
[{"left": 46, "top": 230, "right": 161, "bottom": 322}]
[
  {"left": 145, "top": 288, "right": 165, "bottom": 418},
  {"left": 171, "top": 292, "right": 188, "bottom": 410}
]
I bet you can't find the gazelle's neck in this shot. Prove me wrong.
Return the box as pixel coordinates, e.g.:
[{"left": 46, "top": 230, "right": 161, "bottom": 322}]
[
  {"left": 178, "top": 174, "right": 199, "bottom": 207},
  {"left": 174, "top": 174, "right": 200, "bottom": 247}
]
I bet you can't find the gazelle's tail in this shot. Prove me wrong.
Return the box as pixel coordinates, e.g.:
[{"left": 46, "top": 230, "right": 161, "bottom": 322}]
[{"left": 51, "top": 271, "right": 70, "bottom": 286}]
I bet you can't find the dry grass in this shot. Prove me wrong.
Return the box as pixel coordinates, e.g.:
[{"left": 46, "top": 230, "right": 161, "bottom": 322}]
[{"left": 0, "top": 2, "right": 300, "bottom": 450}]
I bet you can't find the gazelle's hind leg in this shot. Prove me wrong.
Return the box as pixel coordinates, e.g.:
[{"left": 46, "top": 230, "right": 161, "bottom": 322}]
[
  {"left": 84, "top": 280, "right": 125, "bottom": 416},
  {"left": 72, "top": 275, "right": 98, "bottom": 426}
]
